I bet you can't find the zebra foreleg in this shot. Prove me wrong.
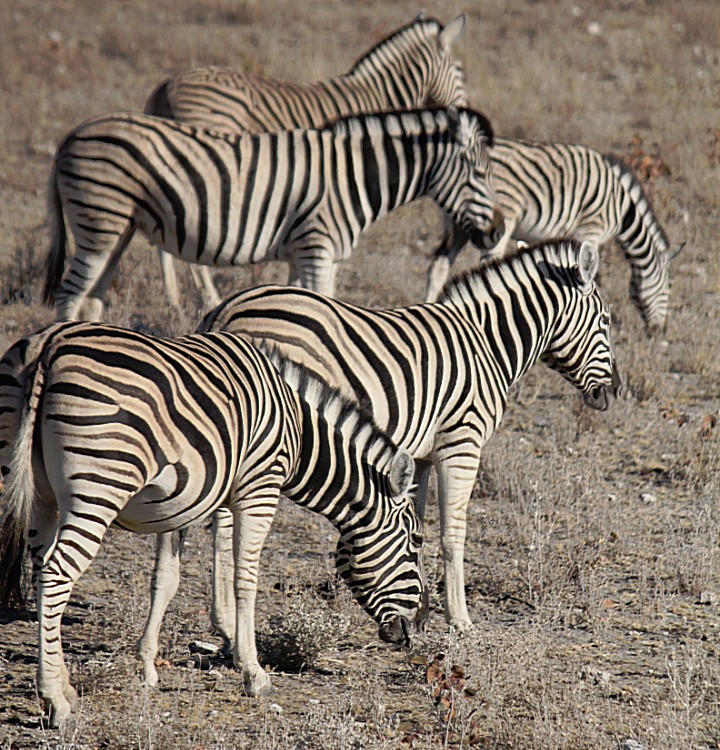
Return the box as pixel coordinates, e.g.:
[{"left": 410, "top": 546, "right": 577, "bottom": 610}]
[
  {"left": 434, "top": 456, "right": 481, "bottom": 633},
  {"left": 425, "top": 216, "right": 469, "bottom": 303},
  {"left": 290, "top": 244, "right": 339, "bottom": 297},
  {"left": 137, "top": 530, "right": 186, "bottom": 686},
  {"left": 211, "top": 507, "right": 235, "bottom": 655},
  {"left": 230, "top": 493, "right": 280, "bottom": 697}
]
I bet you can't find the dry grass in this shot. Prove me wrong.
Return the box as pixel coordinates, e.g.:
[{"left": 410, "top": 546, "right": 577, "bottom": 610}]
[{"left": 1, "top": 0, "right": 719, "bottom": 748}]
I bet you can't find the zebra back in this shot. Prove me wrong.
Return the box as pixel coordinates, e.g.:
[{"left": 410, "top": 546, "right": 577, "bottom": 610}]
[{"left": 145, "top": 14, "right": 468, "bottom": 133}]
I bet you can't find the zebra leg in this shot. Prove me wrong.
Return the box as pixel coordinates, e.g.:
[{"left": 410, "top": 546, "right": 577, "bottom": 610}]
[
  {"left": 211, "top": 507, "right": 235, "bottom": 655},
  {"left": 137, "top": 530, "right": 186, "bottom": 686},
  {"left": 158, "top": 251, "right": 182, "bottom": 309},
  {"left": 192, "top": 265, "right": 222, "bottom": 308},
  {"left": 290, "top": 245, "right": 337, "bottom": 296},
  {"left": 34, "top": 505, "right": 114, "bottom": 726},
  {"left": 230, "top": 492, "right": 280, "bottom": 697},
  {"left": 56, "top": 222, "right": 136, "bottom": 321},
  {"left": 434, "top": 455, "right": 481, "bottom": 632},
  {"left": 425, "top": 216, "right": 469, "bottom": 303},
  {"left": 413, "top": 460, "right": 434, "bottom": 520}
]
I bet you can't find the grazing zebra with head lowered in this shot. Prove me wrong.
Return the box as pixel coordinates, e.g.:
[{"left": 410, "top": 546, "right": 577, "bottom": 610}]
[
  {"left": 425, "top": 137, "right": 678, "bottom": 334},
  {"left": 144, "top": 12, "right": 469, "bottom": 304},
  {"left": 199, "top": 239, "right": 622, "bottom": 633},
  {"left": 0, "top": 322, "right": 425, "bottom": 725},
  {"left": 44, "top": 106, "right": 503, "bottom": 321}
]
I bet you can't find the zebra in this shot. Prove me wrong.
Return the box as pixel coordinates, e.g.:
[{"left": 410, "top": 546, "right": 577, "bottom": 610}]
[
  {"left": 198, "top": 238, "right": 623, "bottom": 633},
  {"left": 0, "top": 322, "right": 426, "bottom": 725},
  {"left": 424, "top": 137, "right": 680, "bottom": 334},
  {"left": 144, "top": 12, "right": 470, "bottom": 304},
  {"left": 44, "top": 106, "right": 504, "bottom": 321}
]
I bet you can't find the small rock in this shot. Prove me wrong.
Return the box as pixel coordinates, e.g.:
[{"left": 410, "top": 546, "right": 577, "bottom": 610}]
[
  {"left": 698, "top": 591, "right": 716, "bottom": 606},
  {"left": 587, "top": 21, "right": 602, "bottom": 36},
  {"left": 189, "top": 640, "right": 220, "bottom": 655},
  {"left": 268, "top": 702, "right": 283, "bottom": 714},
  {"left": 640, "top": 493, "right": 657, "bottom": 504},
  {"left": 619, "top": 740, "right": 643, "bottom": 750}
]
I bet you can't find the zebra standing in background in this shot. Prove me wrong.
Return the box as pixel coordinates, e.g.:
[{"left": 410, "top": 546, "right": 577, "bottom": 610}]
[
  {"left": 0, "top": 322, "right": 425, "bottom": 726},
  {"left": 44, "top": 106, "right": 503, "bottom": 321},
  {"left": 144, "top": 12, "right": 470, "bottom": 304},
  {"left": 425, "top": 137, "right": 679, "bottom": 334},
  {"left": 199, "top": 238, "right": 623, "bottom": 633}
]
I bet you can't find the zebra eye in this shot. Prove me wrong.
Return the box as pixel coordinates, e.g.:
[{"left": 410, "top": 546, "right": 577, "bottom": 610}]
[{"left": 411, "top": 532, "right": 424, "bottom": 547}]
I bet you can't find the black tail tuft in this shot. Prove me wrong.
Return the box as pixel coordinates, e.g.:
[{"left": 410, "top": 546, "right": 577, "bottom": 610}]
[
  {"left": 43, "top": 163, "right": 67, "bottom": 306},
  {"left": 144, "top": 79, "right": 175, "bottom": 118},
  {"left": 0, "top": 514, "right": 27, "bottom": 610}
]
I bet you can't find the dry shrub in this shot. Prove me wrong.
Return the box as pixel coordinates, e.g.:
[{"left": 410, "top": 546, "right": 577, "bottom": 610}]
[{"left": 256, "top": 597, "right": 347, "bottom": 673}]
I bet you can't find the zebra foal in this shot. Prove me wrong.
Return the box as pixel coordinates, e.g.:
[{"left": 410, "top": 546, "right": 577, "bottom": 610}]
[
  {"left": 44, "top": 106, "right": 503, "bottom": 321},
  {"left": 144, "top": 12, "right": 470, "bottom": 304},
  {"left": 425, "top": 137, "right": 678, "bottom": 334},
  {"left": 199, "top": 238, "right": 622, "bottom": 632},
  {"left": 0, "top": 323, "right": 425, "bottom": 725}
]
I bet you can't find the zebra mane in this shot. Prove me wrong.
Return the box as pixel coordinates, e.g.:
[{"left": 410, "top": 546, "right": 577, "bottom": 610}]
[
  {"left": 347, "top": 15, "right": 444, "bottom": 74},
  {"left": 439, "top": 238, "right": 583, "bottom": 304},
  {"left": 256, "top": 342, "right": 397, "bottom": 457}
]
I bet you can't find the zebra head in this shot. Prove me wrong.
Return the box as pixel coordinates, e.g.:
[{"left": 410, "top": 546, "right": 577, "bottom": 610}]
[
  {"left": 435, "top": 107, "right": 505, "bottom": 252},
  {"left": 540, "top": 240, "right": 622, "bottom": 411},
  {"left": 425, "top": 14, "right": 469, "bottom": 108},
  {"left": 334, "top": 448, "right": 428, "bottom": 648}
]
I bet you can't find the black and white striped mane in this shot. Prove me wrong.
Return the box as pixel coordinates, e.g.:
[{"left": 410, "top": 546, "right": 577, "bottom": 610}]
[
  {"left": 257, "top": 342, "right": 402, "bottom": 469},
  {"left": 347, "top": 14, "right": 444, "bottom": 74},
  {"left": 438, "top": 238, "right": 583, "bottom": 305}
]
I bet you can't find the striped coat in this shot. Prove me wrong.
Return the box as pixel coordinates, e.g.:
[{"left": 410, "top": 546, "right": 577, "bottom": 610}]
[
  {"left": 144, "top": 12, "right": 470, "bottom": 305},
  {"left": 0, "top": 322, "right": 424, "bottom": 725},
  {"left": 45, "top": 107, "right": 502, "bottom": 321},
  {"left": 426, "top": 136, "right": 675, "bottom": 334},
  {"left": 199, "top": 239, "right": 622, "bottom": 631}
]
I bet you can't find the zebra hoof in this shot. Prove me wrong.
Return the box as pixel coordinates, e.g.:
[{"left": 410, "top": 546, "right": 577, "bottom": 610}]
[
  {"left": 449, "top": 618, "right": 474, "bottom": 635},
  {"left": 44, "top": 694, "right": 74, "bottom": 728},
  {"left": 242, "top": 668, "right": 273, "bottom": 697}
]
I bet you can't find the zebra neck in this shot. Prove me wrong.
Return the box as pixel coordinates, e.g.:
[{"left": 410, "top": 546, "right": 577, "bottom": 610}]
[
  {"left": 614, "top": 166, "right": 669, "bottom": 259},
  {"left": 343, "top": 30, "right": 430, "bottom": 111},
  {"left": 282, "top": 399, "right": 394, "bottom": 536},
  {"left": 443, "top": 263, "right": 561, "bottom": 390},
  {"left": 343, "top": 119, "right": 448, "bottom": 222}
]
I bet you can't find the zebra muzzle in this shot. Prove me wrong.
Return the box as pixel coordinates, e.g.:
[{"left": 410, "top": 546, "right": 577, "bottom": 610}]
[
  {"left": 378, "top": 616, "right": 412, "bottom": 647},
  {"left": 582, "top": 362, "right": 622, "bottom": 411}
]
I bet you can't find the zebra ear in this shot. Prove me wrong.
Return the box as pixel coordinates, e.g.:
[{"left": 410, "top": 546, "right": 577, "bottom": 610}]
[
  {"left": 439, "top": 14, "right": 467, "bottom": 50},
  {"left": 447, "top": 106, "right": 465, "bottom": 145},
  {"left": 389, "top": 449, "right": 415, "bottom": 497},
  {"left": 577, "top": 241, "right": 600, "bottom": 286}
]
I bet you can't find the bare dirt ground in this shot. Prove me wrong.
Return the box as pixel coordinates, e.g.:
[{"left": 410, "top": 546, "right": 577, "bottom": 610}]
[{"left": 0, "top": 1, "right": 718, "bottom": 748}]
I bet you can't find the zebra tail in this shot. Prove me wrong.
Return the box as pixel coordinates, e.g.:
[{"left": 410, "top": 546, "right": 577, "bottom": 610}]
[
  {"left": 0, "top": 356, "right": 45, "bottom": 608},
  {"left": 0, "top": 514, "right": 26, "bottom": 609},
  {"left": 43, "top": 160, "right": 67, "bottom": 305},
  {"left": 144, "top": 79, "right": 175, "bottom": 118}
]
